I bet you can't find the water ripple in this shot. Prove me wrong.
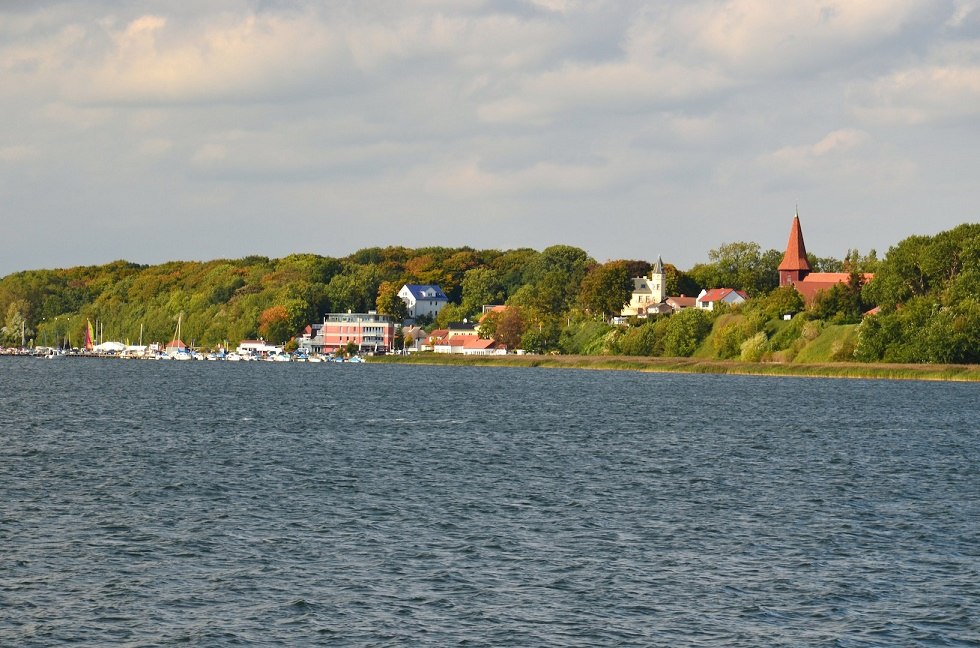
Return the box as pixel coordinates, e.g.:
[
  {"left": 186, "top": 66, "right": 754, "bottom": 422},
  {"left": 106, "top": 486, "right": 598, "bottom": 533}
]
[{"left": 1, "top": 359, "right": 978, "bottom": 646}]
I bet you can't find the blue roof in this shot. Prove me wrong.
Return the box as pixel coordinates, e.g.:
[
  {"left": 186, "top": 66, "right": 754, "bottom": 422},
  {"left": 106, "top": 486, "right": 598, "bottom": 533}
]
[{"left": 403, "top": 284, "right": 448, "bottom": 300}]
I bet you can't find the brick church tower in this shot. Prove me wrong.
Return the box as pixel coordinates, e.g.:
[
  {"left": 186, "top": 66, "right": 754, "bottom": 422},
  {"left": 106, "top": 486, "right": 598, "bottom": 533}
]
[{"left": 778, "top": 211, "right": 812, "bottom": 286}]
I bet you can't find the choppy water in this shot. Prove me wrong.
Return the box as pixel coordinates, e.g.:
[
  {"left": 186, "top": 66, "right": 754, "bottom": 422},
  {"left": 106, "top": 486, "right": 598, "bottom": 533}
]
[{"left": 1, "top": 358, "right": 977, "bottom": 646}]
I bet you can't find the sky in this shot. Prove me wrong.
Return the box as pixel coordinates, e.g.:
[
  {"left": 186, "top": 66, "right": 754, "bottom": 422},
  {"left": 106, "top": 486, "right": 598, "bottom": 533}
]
[{"left": 2, "top": 0, "right": 979, "bottom": 276}]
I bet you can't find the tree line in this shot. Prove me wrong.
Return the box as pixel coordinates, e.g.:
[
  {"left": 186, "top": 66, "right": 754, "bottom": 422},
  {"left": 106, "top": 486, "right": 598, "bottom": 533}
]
[{"left": 0, "top": 223, "right": 976, "bottom": 363}]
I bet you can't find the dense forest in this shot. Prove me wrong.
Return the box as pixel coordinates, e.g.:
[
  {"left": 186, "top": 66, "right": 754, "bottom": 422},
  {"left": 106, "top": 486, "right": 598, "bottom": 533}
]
[{"left": 1, "top": 223, "right": 977, "bottom": 363}]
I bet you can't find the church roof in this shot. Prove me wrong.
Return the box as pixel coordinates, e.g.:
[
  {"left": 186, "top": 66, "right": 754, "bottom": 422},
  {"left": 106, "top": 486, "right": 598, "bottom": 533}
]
[
  {"left": 651, "top": 255, "right": 664, "bottom": 274},
  {"left": 778, "top": 214, "right": 812, "bottom": 272},
  {"left": 794, "top": 273, "right": 875, "bottom": 304}
]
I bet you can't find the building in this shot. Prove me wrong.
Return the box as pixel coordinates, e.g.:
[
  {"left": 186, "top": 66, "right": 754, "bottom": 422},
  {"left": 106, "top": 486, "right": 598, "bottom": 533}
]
[
  {"left": 236, "top": 339, "right": 284, "bottom": 357},
  {"left": 778, "top": 212, "right": 874, "bottom": 304},
  {"left": 398, "top": 284, "right": 449, "bottom": 320},
  {"left": 446, "top": 321, "right": 479, "bottom": 338},
  {"left": 621, "top": 256, "right": 667, "bottom": 318},
  {"left": 433, "top": 336, "right": 507, "bottom": 355},
  {"left": 696, "top": 288, "right": 748, "bottom": 311},
  {"left": 297, "top": 311, "right": 395, "bottom": 355},
  {"left": 665, "top": 295, "right": 696, "bottom": 312}
]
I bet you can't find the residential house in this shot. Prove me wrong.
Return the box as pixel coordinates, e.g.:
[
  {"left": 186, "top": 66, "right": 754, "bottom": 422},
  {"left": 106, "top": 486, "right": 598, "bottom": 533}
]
[
  {"left": 401, "top": 325, "right": 427, "bottom": 352},
  {"left": 398, "top": 284, "right": 449, "bottom": 320},
  {"left": 665, "top": 295, "right": 696, "bottom": 312},
  {"left": 696, "top": 288, "right": 748, "bottom": 311},
  {"left": 446, "top": 321, "right": 479, "bottom": 338},
  {"left": 421, "top": 329, "right": 449, "bottom": 351}
]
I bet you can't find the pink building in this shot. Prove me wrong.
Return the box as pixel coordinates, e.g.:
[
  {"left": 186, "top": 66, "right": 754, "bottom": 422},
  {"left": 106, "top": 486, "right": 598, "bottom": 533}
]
[{"left": 299, "top": 312, "right": 395, "bottom": 355}]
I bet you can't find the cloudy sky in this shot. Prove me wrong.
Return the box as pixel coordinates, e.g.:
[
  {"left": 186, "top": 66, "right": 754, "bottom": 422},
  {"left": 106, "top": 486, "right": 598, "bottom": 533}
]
[{"left": 2, "top": 0, "right": 978, "bottom": 275}]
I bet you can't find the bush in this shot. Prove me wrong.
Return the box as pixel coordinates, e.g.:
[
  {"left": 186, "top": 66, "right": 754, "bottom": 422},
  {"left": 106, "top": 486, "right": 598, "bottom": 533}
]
[
  {"left": 663, "top": 309, "right": 713, "bottom": 357},
  {"left": 620, "top": 322, "right": 660, "bottom": 356},
  {"left": 740, "top": 331, "right": 768, "bottom": 361},
  {"left": 558, "top": 320, "right": 614, "bottom": 355}
]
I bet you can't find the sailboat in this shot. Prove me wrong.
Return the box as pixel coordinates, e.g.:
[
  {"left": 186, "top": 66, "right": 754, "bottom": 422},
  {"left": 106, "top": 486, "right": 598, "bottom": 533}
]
[{"left": 168, "top": 314, "right": 192, "bottom": 360}]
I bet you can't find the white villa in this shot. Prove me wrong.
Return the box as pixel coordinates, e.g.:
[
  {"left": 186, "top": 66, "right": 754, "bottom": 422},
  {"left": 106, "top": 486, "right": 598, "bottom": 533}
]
[
  {"left": 398, "top": 284, "right": 449, "bottom": 320},
  {"left": 621, "top": 256, "right": 667, "bottom": 318}
]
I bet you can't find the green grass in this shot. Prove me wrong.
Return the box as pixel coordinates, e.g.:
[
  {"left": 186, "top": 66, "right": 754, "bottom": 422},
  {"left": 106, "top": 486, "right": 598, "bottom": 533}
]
[{"left": 793, "top": 324, "right": 858, "bottom": 363}]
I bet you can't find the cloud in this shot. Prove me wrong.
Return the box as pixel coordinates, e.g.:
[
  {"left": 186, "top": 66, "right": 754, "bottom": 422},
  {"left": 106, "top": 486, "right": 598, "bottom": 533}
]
[
  {"left": 768, "top": 129, "right": 870, "bottom": 168},
  {"left": 0, "top": 145, "right": 40, "bottom": 163},
  {"left": 855, "top": 58, "right": 980, "bottom": 124},
  {"left": 761, "top": 128, "right": 918, "bottom": 195},
  {"left": 68, "top": 12, "right": 348, "bottom": 104},
  {"left": 648, "top": 0, "right": 932, "bottom": 76},
  {"left": 0, "top": 0, "right": 977, "bottom": 276}
]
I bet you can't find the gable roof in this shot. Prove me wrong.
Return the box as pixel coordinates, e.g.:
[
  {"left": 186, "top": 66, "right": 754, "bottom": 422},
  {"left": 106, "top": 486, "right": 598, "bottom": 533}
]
[
  {"left": 778, "top": 214, "right": 812, "bottom": 272},
  {"left": 698, "top": 288, "right": 748, "bottom": 303},
  {"left": 463, "top": 338, "right": 498, "bottom": 350},
  {"left": 402, "top": 284, "right": 448, "bottom": 301},
  {"left": 666, "top": 295, "right": 696, "bottom": 308}
]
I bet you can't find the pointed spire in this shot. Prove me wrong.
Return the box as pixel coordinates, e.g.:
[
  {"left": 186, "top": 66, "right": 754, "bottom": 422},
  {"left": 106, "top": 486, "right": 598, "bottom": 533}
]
[
  {"left": 778, "top": 212, "right": 811, "bottom": 272},
  {"left": 652, "top": 255, "right": 664, "bottom": 274}
]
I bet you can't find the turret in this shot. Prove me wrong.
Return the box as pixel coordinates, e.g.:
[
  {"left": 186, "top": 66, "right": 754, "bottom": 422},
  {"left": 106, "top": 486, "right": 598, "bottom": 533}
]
[
  {"left": 649, "top": 255, "right": 665, "bottom": 303},
  {"left": 778, "top": 212, "right": 811, "bottom": 286}
]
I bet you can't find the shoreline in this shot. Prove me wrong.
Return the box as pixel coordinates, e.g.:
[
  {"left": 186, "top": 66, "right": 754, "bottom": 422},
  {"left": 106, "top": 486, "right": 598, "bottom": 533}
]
[{"left": 369, "top": 353, "right": 980, "bottom": 382}]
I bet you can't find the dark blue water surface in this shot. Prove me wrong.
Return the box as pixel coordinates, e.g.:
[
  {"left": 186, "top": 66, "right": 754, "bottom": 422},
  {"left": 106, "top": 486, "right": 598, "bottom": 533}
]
[{"left": 1, "top": 358, "right": 978, "bottom": 646}]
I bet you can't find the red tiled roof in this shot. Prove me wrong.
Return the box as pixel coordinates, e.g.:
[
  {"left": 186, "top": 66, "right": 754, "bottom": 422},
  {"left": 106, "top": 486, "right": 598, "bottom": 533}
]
[
  {"left": 427, "top": 329, "right": 448, "bottom": 341},
  {"left": 803, "top": 272, "right": 874, "bottom": 283},
  {"left": 794, "top": 273, "right": 875, "bottom": 304},
  {"left": 666, "top": 296, "right": 696, "bottom": 307},
  {"left": 479, "top": 305, "right": 508, "bottom": 321},
  {"left": 778, "top": 214, "right": 812, "bottom": 272},
  {"left": 463, "top": 338, "right": 497, "bottom": 349},
  {"left": 699, "top": 288, "right": 748, "bottom": 303}
]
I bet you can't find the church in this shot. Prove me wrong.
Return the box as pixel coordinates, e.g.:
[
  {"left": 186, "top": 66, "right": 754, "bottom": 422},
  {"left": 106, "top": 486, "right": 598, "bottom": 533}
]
[{"left": 778, "top": 212, "right": 874, "bottom": 304}]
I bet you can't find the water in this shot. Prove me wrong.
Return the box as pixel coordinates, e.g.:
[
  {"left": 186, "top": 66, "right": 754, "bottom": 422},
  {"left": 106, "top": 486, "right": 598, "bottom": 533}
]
[{"left": 1, "top": 358, "right": 977, "bottom": 646}]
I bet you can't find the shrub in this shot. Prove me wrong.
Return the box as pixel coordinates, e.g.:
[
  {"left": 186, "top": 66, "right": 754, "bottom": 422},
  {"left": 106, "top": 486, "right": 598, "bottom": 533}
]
[{"left": 740, "top": 331, "right": 768, "bottom": 362}]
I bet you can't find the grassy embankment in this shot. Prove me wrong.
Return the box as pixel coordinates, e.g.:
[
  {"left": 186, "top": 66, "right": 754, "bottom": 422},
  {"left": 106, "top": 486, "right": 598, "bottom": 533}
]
[{"left": 370, "top": 353, "right": 980, "bottom": 381}]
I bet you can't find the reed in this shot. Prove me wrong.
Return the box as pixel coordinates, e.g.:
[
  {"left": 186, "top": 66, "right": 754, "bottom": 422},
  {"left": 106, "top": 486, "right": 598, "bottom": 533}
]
[{"left": 370, "top": 354, "right": 980, "bottom": 381}]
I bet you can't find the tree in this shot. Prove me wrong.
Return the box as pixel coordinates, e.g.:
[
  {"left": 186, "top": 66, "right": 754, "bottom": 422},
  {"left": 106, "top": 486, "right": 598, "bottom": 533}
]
[
  {"left": 2, "top": 300, "right": 31, "bottom": 346},
  {"left": 811, "top": 272, "right": 865, "bottom": 323},
  {"left": 662, "top": 309, "right": 713, "bottom": 357},
  {"left": 577, "top": 261, "right": 632, "bottom": 319},
  {"left": 689, "top": 242, "right": 780, "bottom": 296},
  {"left": 494, "top": 307, "right": 526, "bottom": 350},
  {"left": 258, "top": 306, "right": 291, "bottom": 344},
  {"left": 460, "top": 267, "right": 504, "bottom": 318},
  {"left": 375, "top": 281, "right": 408, "bottom": 321},
  {"left": 619, "top": 322, "right": 659, "bottom": 356},
  {"left": 758, "top": 286, "right": 805, "bottom": 320}
]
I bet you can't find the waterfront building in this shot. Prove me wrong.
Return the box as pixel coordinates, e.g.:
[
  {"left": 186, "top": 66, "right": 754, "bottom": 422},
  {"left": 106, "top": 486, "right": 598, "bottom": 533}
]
[{"left": 298, "top": 311, "right": 395, "bottom": 355}]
